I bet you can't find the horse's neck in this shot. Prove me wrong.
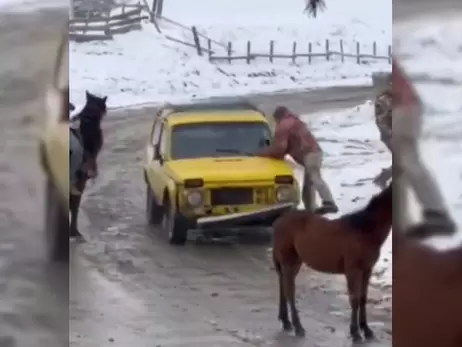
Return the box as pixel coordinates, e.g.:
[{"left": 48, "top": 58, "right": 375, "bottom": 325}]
[
  {"left": 371, "top": 214, "right": 392, "bottom": 246},
  {"left": 79, "top": 121, "right": 103, "bottom": 157}
]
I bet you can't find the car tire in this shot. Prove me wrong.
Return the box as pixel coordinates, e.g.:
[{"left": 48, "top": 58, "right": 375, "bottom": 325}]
[
  {"left": 162, "top": 197, "right": 188, "bottom": 246},
  {"left": 146, "top": 185, "right": 163, "bottom": 225},
  {"left": 45, "top": 179, "right": 68, "bottom": 263}
]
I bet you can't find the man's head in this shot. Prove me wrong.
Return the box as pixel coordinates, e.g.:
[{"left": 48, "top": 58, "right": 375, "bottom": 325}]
[{"left": 272, "top": 106, "right": 289, "bottom": 123}]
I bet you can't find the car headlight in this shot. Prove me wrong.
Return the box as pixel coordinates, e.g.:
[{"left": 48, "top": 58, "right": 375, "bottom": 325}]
[
  {"left": 276, "top": 186, "right": 294, "bottom": 202},
  {"left": 185, "top": 190, "right": 203, "bottom": 207}
]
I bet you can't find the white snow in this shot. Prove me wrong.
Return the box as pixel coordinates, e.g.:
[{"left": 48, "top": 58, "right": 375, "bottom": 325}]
[
  {"left": 70, "top": 0, "right": 391, "bottom": 109},
  {"left": 295, "top": 102, "right": 392, "bottom": 286},
  {"left": 0, "top": 0, "right": 64, "bottom": 11},
  {"left": 394, "top": 13, "right": 462, "bottom": 251}
]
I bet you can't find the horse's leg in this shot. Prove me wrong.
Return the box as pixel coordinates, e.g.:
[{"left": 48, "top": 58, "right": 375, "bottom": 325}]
[
  {"left": 359, "top": 268, "right": 374, "bottom": 340},
  {"left": 69, "top": 178, "right": 86, "bottom": 237},
  {"left": 282, "top": 258, "right": 304, "bottom": 337},
  {"left": 346, "top": 269, "right": 362, "bottom": 343},
  {"left": 69, "top": 192, "right": 82, "bottom": 237},
  {"left": 274, "top": 255, "right": 292, "bottom": 331}
]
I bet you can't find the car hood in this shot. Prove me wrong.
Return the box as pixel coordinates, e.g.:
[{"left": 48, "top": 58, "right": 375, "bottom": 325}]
[{"left": 165, "top": 157, "right": 293, "bottom": 182}]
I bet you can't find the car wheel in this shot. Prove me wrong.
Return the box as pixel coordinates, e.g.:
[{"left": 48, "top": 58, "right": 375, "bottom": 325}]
[
  {"left": 45, "top": 179, "right": 68, "bottom": 262},
  {"left": 146, "top": 185, "right": 163, "bottom": 225},
  {"left": 162, "top": 197, "right": 188, "bottom": 246}
]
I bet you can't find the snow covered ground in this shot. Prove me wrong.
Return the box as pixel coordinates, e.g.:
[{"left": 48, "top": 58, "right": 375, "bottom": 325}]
[
  {"left": 295, "top": 102, "right": 392, "bottom": 286},
  {"left": 395, "top": 13, "right": 462, "bottom": 251},
  {"left": 0, "top": 0, "right": 64, "bottom": 11},
  {"left": 70, "top": 0, "right": 391, "bottom": 108}
]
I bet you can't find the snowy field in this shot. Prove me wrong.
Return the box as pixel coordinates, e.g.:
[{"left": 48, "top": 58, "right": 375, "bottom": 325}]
[
  {"left": 395, "top": 13, "right": 462, "bottom": 251},
  {"left": 70, "top": 0, "right": 391, "bottom": 108},
  {"left": 295, "top": 102, "right": 392, "bottom": 286},
  {"left": 0, "top": 0, "right": 64, "bottom": 11}
]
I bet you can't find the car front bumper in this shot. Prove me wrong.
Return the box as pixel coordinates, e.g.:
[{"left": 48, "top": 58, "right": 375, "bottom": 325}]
[{"left": 195, "top": 202, "right": 295, "bottom": 229}]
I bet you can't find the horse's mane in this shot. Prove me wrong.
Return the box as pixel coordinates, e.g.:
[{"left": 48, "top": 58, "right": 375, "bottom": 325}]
[{"left": 340, "top": 184, "right": 392, "bottom": 232}]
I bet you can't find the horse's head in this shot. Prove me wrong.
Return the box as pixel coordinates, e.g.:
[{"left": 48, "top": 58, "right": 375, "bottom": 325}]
[{"left": 84, "top": 90, "right": 107, "bottom": 121}]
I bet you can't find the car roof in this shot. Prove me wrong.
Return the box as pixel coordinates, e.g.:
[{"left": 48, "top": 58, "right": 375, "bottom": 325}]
[
  {"left": 166, "top": 111, "right": 267, "bottom": 126},
  {"left": 157, "top": 100, "right": 268, "bottom": 125},
  {"left": 162, "top": 100, "right": 261, "bottom": 114}
]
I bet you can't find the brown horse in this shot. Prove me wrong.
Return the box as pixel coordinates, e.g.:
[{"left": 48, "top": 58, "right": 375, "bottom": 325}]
[
  {"left": 272, "top": 183, "right": 391, "bottom": 342},
  {"left": 393, "top": 231, "right": 462, "bottom": 347}
]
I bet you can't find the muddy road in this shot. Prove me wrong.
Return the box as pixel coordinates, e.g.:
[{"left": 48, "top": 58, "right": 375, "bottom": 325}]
[{"left": 70, "top": 86, "right": 391, "bottom": 347}]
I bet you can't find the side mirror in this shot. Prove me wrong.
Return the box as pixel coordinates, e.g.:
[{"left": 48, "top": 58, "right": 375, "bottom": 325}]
[{"left": 259, "top": 138, "right": 271, "bottom": 147}]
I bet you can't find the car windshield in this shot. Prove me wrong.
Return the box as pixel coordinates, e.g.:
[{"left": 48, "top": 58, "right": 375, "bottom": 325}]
[{"left": 170, "top": 122, "right": 272, "bottom": 159}]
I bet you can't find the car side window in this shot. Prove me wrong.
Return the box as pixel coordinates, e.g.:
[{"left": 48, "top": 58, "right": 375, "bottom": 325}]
[{"left": 158, "top": 123, "right": 167, "bottom": 157}]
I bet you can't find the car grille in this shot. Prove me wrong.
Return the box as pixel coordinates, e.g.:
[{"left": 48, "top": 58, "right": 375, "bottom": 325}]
[{"left": 210, "top": 187, "right": 254, "bottom": 206}]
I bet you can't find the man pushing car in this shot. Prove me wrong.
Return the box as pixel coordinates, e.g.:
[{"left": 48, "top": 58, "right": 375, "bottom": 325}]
[{"left": 259, "top": 106, "right": 338, "bottom": 214}]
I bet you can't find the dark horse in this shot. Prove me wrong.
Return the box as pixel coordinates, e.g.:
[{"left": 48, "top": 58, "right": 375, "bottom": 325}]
[
  {"left": 272, "top": 183, "right": 391, "bottom": 342},
  {"left": 70, "top": 91, "right": 107, "bottom": 237}
]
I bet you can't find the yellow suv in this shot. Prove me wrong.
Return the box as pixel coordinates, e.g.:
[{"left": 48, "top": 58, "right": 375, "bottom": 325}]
[
  {"left": 143, "top": 101, "right": 299, "bottom": 245},
  {"left": 39, "top": 31, "right": 69, "bottom": 262}
]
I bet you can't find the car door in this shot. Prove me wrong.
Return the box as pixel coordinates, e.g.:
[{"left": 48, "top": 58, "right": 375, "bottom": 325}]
[
  {"left": 43, "top": 30, "right": 69, "bottom": 204},
  {"left": 147, "top": 119, "right": 166, "bottom": 200}
]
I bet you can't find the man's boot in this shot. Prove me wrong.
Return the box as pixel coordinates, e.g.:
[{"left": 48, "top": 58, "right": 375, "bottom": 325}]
[
  {"left": 315, "top": 201, "right": 339, "bottom": 215},
  {"left": 407, "top": 209, "right": 456, "bottom": 238}
]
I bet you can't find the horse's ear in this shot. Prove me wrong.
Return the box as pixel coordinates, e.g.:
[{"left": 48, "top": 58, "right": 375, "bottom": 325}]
[
  {"left": 85, "top": 90, "right": 91, "bottom": 99},
  {"left": 103, "top": 96, "right": 108, "bottom": 102}
]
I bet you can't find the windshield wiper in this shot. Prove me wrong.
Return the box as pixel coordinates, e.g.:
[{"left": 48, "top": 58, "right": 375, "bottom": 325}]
[{"left": 215, "top": 148, "right": 255, "bottom": 156}]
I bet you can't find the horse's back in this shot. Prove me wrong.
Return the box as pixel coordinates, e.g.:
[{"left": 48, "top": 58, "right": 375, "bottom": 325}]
[{"left": 273, "top": 209, "right": 310, "bottom": 234}]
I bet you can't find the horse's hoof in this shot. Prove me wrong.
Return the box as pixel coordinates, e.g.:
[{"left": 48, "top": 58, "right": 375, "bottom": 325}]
[
  {"left": 294, "top": 326, "right": 305, "bottom": 337},
  {"left": 70, "top": 228, "right": 81, "bottom": 238},
  {"left": 364, "top": 329, "right": 375, "bottom": 341},
  {"left": 281, "top": 321, "right": 292, "bottom": 331},
  {"left": 351, "top": 334, "right": 363, "bottom": 344}
]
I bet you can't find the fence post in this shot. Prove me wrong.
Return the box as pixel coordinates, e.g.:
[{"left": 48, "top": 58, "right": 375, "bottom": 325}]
[
  {"left": 207, "top": 38, "right": 212, "bottom": 61},
  {"left": 157, "top": 0, "right": 164, "bottom": 16},
  {"left": 227, "top": 42, "right": 232, "bottom": 63},
  {"left": 152, "top": 0, "right": 158, "bottom": 15},
  {"left": 325, "top": 39, "right": 330, "bottom": 61},
  {"left": 340, "top": 40, "right": 344, "bottom": 63},
  {"left": 69, "top": 0, "right": 74, "bottom": 19},
  {"left": 122, "top": 4, "right": 126, "bottom": 14},
  {"left": 292, "top": 42, "right": 297, "bottom": 64},
  {"left": 269, "top": 40, "right": 274, "bottom": 63},
  {"left": 246, "top": 41, "right": 251, "bottom": 64},
  {"left": 373, "top": 41, "right": 377, "bottom": 57},
  {"left": 308, "top": 42, "right": 312, "bottom": 64},
  {"left": 356, "top": 42, "right": 360, "bottom": 64},
  {"left": 388, "top": 45, "right": 392, "bottom": 63},
  {"left": 191, "top": 26, "right": 202, "bottom": 56}
]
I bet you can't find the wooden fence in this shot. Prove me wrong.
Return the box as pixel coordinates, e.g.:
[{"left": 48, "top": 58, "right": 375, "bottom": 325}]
[
  {"left": 204, "top": 39, "right": 392, "bottom": 65},
  {"left": 69, "top": 3, "right": 149, "bottom": 42}
]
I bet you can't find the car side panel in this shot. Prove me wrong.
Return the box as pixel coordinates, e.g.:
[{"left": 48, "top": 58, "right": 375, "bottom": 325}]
[{"left": 43, "top": 122, "right": 69, "bottom": 206}]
